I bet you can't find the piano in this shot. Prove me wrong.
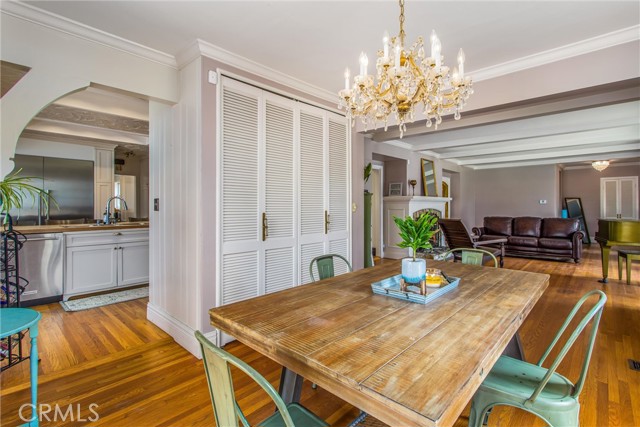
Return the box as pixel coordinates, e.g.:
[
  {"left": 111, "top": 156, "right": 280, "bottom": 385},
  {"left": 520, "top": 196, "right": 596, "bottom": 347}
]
[{"left": 595, "top": 219, "right": 640, "bottom": 282}]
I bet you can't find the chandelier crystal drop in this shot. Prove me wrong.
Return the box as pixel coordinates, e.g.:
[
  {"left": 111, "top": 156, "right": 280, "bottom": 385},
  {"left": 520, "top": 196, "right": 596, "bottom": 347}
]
[
  {"left": 338, "top": 0, "right": 473, "bottom": 138},
  {"left": 592, "top": 160, "right": 610, "bottom": 172}
]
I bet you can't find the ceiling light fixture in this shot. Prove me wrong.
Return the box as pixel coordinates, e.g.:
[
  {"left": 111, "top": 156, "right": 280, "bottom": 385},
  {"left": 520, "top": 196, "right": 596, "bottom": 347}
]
[
  {"left": 592, "top": 160, "right": 609, "bottom": 172},
  {"left": 338, "top": 0, "right": 473, "bottom": 138}
]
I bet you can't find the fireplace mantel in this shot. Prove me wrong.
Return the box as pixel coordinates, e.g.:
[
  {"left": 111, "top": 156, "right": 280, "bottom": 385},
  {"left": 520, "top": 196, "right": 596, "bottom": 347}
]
[{"left": 383, "top": 196, "right": 452, "bottom": 259}]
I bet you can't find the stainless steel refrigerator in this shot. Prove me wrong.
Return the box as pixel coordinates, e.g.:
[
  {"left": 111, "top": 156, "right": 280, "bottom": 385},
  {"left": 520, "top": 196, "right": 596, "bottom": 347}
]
[{"left": 9, "top": 154, "right": 94, "bottom": 225}]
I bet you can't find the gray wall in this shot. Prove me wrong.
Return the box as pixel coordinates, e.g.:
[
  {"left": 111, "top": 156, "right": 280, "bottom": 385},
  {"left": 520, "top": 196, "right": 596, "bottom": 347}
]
[
  {"left": 472, "top": 164, "right": 560, "bottom": 227},
  {"left": 561, "top": 164, "right": 640, "bottom": 238}
]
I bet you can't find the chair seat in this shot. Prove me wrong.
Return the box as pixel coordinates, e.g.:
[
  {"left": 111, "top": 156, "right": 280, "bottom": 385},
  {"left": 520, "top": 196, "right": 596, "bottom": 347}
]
[
  {"left": 479, "top": 356, "right": 576, "bottom": 410},
  {"left": 258, "top": 403, "right": 329, "bottom": 427}
]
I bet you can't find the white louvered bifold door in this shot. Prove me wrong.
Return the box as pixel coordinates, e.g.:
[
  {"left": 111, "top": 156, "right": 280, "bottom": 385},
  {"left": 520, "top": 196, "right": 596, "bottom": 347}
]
[
  {"left": 262, "top": 94, "right": 297, "bottom": 294},
  {"left": 299, "top": 107, "right": 326, "bottom": 284},
  {"left": 326, "top": 115, "right": 351, "bottom": 274},
  {"left": 220, "top": 80, "right": 261, "bottom": 307}
]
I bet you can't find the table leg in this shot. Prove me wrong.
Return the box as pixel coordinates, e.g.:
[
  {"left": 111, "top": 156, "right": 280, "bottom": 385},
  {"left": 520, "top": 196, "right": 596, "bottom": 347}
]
[
  {"left": 29, "top": 324, "right": 39, "bottom": 427},
  {"left": 598, "top": 243, "right": 610, "bottom": 283},
  {"left": 278, "top": 367, "right": 303, "bottom": 405},
  {"left": 502, "top": 332, "right": 525, "bottom": 361}
]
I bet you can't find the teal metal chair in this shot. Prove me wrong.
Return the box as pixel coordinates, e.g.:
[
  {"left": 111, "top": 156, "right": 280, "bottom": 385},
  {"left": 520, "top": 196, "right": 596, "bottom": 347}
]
[
  {"left": 309, "top": 254, "right": 352, "bottom": 282},
  {"left": 195, "top": 331, "right": 328, "bottom": 427},
  {"left": 468, "top": 289, "right": 607, "bottom": 427},
  {"left": 441, "top": 248, "right": 498, "bottom": 268},
  {"left": 0, "top": 308, "right": 42, "bottom": 427}
]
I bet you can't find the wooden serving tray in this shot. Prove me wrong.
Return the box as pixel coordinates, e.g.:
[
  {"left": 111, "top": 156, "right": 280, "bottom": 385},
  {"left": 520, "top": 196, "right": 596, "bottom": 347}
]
[{"left": 371, "top": 274, "right": 460, "bottom": 304}]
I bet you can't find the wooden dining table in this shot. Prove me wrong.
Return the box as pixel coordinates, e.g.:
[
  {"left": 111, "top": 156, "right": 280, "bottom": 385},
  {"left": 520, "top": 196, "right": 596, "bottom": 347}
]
[{"left": 209, "top": 260, "right": 549, "bottom": 427}]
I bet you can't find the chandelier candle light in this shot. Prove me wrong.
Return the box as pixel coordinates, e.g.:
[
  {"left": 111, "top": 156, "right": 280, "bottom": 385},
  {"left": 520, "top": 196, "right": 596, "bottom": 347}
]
[{"left": 339, "top": 0, "right": 473, "bottom": 137}]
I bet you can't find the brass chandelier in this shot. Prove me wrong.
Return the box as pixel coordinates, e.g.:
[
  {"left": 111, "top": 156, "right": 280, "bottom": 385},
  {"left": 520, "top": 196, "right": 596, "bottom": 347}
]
[{"left": 338, "top": 0, "right": 473, "bottom": 137}]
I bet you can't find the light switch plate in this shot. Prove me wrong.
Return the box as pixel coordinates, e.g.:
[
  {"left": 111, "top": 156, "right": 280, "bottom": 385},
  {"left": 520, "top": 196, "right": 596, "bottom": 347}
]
[
  {"left": 539, "top": 199, "right": 547, "bottom": 204},
  {"left": 208, "top": 70, "right": 218, "bottom": 84}
]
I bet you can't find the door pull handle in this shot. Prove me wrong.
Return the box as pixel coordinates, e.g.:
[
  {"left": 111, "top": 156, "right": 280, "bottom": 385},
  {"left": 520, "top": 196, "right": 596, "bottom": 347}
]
[
  {"left": 262, "top": 212, "right": 269, "bottom": 241},
  {"left": 325, "top": 211, "right": 331, "bottom": 234}
]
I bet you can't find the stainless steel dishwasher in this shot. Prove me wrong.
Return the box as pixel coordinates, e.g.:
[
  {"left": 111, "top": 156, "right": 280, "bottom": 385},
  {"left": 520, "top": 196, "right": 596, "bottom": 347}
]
[{"left": 19, "top": 233, "right": 63, "bottom": 306}]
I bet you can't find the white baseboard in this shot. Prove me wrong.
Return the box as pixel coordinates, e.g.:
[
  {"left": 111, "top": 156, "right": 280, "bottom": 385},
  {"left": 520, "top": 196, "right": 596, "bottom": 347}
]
[{"left": 146, "top": 302, "right": 219, "bottom": 358}]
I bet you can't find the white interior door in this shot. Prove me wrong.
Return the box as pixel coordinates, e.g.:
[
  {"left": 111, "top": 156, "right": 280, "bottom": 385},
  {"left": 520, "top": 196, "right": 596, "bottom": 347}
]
[
  {"left": 220, "top": 80, "right": 261, "bottom": 309},
  {"left": 326, "top": 116, "right": 350, "bottom": 275},
  {"left": 299, "top": 107, "right": 326, "bottom": 284},
  {"left": 601, "top": 176, "right": 639, "bottom": 220},
  {"left": 262, "top": 94, "right": 297, "bottom": 294}
]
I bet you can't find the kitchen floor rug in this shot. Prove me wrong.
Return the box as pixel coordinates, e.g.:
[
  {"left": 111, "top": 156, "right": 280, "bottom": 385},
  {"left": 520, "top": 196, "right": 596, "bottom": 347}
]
[{"left": 59, "top": 286, "right": 148, "bottom": 312}]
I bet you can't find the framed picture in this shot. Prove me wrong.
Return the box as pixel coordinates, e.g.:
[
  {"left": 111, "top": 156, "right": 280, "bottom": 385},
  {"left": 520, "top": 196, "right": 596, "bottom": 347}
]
[{"left": 389, "top": 182, "right": 402, "bottom": 196}]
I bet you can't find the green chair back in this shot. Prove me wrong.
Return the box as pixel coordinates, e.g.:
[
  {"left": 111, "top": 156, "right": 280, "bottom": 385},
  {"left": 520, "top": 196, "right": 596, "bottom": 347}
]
[
  {"left": 309, "top": 254, "right": 352, "bottom": 282},
  {"left": 441, "top": 248, "right": 498, "bottom": 268},
  {"left": 196, "top": 332, "right": 328, "bottom": 427},
  {"left": 469, "top": 289, "right": 607, "bottom": 427}
]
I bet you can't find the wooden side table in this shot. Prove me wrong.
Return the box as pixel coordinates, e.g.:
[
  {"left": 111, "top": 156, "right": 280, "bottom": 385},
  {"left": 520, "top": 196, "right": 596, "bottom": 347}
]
[
  {"left": 0, "top": 308, "right": 42, "bottom": 426},
  {"left": 618, "top": 249, "right": 640, "bottom": 285}
]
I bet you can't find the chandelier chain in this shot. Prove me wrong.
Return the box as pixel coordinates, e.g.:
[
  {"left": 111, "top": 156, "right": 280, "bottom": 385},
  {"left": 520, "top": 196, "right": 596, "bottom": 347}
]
[{"left": 399, "top": 0, "right": 406, "bottom": 47}]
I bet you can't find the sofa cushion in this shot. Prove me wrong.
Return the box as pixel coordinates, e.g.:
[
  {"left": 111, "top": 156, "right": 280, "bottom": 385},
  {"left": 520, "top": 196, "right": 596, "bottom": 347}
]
[
  {"left": 513, "top": 217, "right": 542, "bottom": 237},
  {"left": 508, "top": 236, "right": 538, "bottom": 247},
  {"left": 539, "top": 237, "right": 572, "bottom": 250},
  {"left": 484, "top": 217, "right": 512, "bottom": 236},
  {"left": 541, "top": 218, "right": 579, "bottom": 238}
]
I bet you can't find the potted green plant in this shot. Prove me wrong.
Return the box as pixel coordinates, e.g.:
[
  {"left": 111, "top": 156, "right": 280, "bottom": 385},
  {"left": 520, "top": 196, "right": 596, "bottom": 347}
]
[
  {"left": 393, "top": 212, "right": 439, "bottom": 284},
  {"left": 0, "top": 169, "right": 52, "bottom": 228}
]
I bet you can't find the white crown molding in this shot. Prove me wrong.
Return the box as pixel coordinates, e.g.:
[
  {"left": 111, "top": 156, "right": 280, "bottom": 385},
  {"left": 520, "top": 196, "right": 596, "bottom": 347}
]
[
  {"left": 1, "top": 1, "right": 177, "bottom": 69},
  {"left": 471, "top": 25, "right": 640, "bottom": 82},
  {"left": 180, "top": 39, "right": 338, "bottom": 104}
]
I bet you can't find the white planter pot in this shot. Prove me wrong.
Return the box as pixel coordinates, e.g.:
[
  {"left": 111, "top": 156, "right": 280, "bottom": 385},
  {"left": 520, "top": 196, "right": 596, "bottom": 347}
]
[{"left": 401, "top": 258, "right": 426, "bottom": 284}]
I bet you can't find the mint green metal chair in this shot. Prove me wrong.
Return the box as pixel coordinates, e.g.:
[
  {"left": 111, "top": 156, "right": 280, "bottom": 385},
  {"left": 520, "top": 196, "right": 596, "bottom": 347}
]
[
  {"left": 309, "top": 254, "right": 352, "bottom": 282},
  {"left": 195, "top": 331, "right": 328, "bottom": 427},
  {"left": 468, "top": 290, "right": 607, "bottom": 427},
  {"left": 441, "top": 248, "right": 498, "bottom": 268}
]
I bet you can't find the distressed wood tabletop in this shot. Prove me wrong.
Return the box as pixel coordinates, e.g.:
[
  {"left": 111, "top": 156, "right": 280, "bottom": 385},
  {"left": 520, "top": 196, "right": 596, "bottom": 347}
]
[{"left": 209, "top": 260, "right": 549, "bottom": 427}]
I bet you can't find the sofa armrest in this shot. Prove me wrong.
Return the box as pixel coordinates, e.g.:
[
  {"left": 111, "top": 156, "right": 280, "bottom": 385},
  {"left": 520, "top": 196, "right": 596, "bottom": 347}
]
[
  {"left": 473, "top": 238, "right": 507, "bottom": 247},
  {"left": 571, "top": 231, "right": 584, "bottom": 263},
  {"left": 472, "top": 226, "right": 485, "bottom": 237}
]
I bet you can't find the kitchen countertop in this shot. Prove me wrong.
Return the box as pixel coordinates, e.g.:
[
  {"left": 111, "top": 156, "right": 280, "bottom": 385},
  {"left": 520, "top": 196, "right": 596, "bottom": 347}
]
[{"left": 10, "top": 222, "right": 149, "bottom": 235}]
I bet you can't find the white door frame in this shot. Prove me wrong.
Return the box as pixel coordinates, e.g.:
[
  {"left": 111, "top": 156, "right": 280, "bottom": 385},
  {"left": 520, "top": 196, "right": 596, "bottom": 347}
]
[{"left": 372, "top": 162, "right": 384, "bottom": 258}]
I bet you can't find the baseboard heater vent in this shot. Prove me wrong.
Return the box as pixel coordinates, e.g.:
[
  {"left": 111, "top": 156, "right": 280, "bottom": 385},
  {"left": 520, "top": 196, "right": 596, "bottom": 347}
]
[{"left": 629, "top": 359, "right": 640, "bottom": 371}]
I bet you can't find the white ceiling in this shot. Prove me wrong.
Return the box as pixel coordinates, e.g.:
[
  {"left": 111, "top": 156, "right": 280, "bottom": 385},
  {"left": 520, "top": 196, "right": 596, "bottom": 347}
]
[
  {"left": 14, "top": 1, "right": 640, "bottom": 169},
  {"left": 23, "top": 1, "right": 640, "bottom": 94}
]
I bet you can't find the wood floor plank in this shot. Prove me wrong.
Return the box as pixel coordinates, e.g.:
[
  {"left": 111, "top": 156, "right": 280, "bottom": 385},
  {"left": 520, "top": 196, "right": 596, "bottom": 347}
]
[{"left": 1, "top": 245, "right": 638, "bottom": 426}]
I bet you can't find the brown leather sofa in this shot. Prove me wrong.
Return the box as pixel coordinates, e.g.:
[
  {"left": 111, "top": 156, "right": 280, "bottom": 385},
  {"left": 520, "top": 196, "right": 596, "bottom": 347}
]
[{"left": 472, "top": 216, "right": 584, "bottom": 263}]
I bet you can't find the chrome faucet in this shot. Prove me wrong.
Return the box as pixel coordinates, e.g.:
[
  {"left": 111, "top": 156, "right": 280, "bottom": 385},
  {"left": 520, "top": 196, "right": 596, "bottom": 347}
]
[{"left": 104, "top": 196, "right": 128, "bottom": 224}]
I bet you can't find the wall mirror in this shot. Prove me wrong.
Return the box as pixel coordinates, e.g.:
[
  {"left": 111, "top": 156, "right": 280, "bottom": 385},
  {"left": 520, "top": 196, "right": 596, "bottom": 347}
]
[
  {"left": 421, "top": 159, "right": 438, "bottom": 196},
  {"left": 565, "top": 197, "right": 591, "bottom": 244}
]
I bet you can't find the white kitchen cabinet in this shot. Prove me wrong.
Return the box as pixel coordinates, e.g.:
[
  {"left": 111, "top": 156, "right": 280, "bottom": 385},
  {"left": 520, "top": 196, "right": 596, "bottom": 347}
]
[
  {"left": 66, "top": 244, "right": 118, "bottom": 295},
  {"left": 119, "top": 241, "right": 150, "bottom": 287},
  {"left": 64, "top": 229, "right": 149, "bottom": 298},
  {"left": 94, "top": 148, "right": 115, "bottom": 219}
]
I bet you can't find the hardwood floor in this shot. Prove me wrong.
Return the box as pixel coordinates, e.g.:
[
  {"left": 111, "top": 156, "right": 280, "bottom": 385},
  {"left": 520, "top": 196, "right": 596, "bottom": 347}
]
[{"left": 1, "top": 245, "right": 639, "bottom": 426}]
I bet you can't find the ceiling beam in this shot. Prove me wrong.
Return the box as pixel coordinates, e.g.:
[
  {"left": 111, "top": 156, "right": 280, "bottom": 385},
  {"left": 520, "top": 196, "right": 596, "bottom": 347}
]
[{"left": 436, "top": 125, "right": 639, "bottom": 159}]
